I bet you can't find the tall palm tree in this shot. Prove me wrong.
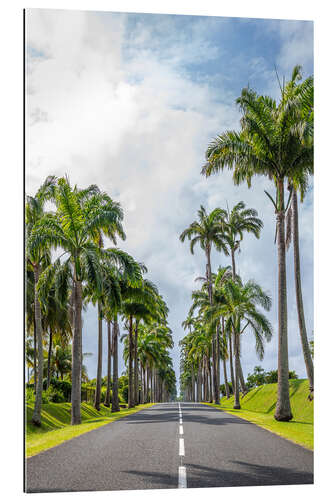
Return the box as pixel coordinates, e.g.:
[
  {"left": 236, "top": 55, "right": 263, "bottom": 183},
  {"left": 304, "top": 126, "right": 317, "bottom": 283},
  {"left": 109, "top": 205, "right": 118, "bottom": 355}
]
[
  {"left": 282, "top": 66, "right": 314, "bottom": 397},
  {"left": 84, "top": 190, "right": 125, "bottom": 411},
  {"left": 202, "top": 67, "right": 313, "bottom": 420},
  {"left": 31, "top": 176, "right": 142, "bottom": 424},
  {"left": 218, "top": 203, "right": 263, "bottom": 395},
  {"left": 180, "top": 206, "right": 228, "bottom": 404},
  {"left": 26, "top": 175, "right": 56, "bottom": 425}
]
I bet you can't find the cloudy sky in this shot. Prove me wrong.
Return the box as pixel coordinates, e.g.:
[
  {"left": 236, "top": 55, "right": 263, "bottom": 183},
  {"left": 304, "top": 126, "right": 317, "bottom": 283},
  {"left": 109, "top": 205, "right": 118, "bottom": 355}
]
[{"left": 25, "top": 8, "right": 313, "bottom": 387}]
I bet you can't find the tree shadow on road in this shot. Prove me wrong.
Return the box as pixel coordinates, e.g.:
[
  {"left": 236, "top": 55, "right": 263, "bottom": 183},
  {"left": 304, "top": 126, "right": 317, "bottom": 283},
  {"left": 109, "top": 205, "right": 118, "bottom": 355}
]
[{"left": 184, "top": 460, "right": 313, "bottom": 488}]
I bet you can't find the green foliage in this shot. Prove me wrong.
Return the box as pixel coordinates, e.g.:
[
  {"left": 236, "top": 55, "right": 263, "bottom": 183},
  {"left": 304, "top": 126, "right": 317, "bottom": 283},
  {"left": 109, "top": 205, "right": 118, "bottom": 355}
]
[
  {"left": 246, "top": 366, "right": 298, "bottom": 388},
  {"left": 220, "top": 382, "right": 233, "bottom": 396},
  {"left": 26, "top": 387, "right": 35, "bottom": 404},
  {"left": 45, "top": 386, "right": 66, "bottom": 403}
]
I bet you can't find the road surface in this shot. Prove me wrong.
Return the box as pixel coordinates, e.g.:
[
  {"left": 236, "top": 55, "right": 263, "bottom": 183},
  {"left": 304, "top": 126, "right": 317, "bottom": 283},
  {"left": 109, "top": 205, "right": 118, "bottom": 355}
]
[{"left": 25, "top": 402, "right": 313, "bottom": 492}]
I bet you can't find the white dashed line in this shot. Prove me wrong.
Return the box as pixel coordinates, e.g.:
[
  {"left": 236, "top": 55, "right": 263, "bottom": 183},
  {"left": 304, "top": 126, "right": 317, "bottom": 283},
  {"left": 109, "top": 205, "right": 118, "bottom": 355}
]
[
  {"left": 179, "top": 438, "right": 185, "bottom": 456},
  {"left": 177, "top": 404, "right": 187, "bottom": 488},
  {"left": 178, "top": 466, "right": 187, "bottom": 488}
]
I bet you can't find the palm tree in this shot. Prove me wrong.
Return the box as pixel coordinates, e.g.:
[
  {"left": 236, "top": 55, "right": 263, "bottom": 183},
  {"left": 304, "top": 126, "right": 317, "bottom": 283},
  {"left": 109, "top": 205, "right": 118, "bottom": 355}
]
[
  {"left": 180, "top": 206, "right": 228, "bottom": 404},
  {"left": 31, "top": 176, "right": 142, "bottom": 424},
  {"left": 202, "top": 67, "right": 312, "bottom": 420},
  {"left": 283, "top": 66, "right": 314, "bottom": 397},
  {"left": 51, "top": 344, "right": 72, "bottom": 380},
  {"left": 221, "top": 202, "right": 263, "bottom": 393},
  {"left": 26, "top": 175, "right": 56, "bottom": 425},
  {"left": 84, "top": 190, "right": 125, "bottom": 411},
  {"left": 219, "top": 278, "right": 273, "bottom": 409}
]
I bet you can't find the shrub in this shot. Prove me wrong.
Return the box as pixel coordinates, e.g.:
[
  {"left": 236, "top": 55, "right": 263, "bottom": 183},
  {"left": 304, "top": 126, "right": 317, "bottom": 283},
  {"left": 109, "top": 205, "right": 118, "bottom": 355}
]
[
  {"left": 45, "top": 386, "right": 65, "bottom": 403},
  {"left": 25, "top": 386, "right": 35, "bottom": 404}
]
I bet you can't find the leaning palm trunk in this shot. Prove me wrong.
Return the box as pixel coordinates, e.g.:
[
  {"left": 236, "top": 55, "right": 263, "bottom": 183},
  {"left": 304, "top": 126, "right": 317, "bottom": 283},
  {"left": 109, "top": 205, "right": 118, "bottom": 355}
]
[
  {"left": 71, "top": 278, "right": 83, "bottom": 425},
  {"left": 292, "top": 189, "right": 314, "bottom": 397},
  {"left": 46, "top": 327, "right": 53, "bottom": 390},
  {"left": 104, "top": 320, "right": 112, "bottom": 407},
  {"left": 94, "top": 302, "right": 103, "bottom": 411},
  {"left": 274, "top": 180, "right": 293, "bottom": 421},
  {"left": 111, "top": 319, "right": 120, "bottom": 412},
  {"left": 238, "top": 359, "right": 247, "bottom": 394},
  {"left": 32, "top": 265, "right": 43, "bottom": 426}
]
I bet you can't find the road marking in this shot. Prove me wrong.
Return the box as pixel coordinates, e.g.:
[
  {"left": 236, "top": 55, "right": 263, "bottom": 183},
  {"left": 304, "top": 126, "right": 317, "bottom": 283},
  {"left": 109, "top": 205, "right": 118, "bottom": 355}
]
[
  {"left": 179, "top": 418, "right": 183, "bottom": 424},
  {"left": 179, "top": 424, "right": 183, "bottom": 435},
  {"left": 178, "top": 466, "right": 187, "bottom": 488},
  {"left": 179, "top": 438, "right": 185, "bottom": 456}
]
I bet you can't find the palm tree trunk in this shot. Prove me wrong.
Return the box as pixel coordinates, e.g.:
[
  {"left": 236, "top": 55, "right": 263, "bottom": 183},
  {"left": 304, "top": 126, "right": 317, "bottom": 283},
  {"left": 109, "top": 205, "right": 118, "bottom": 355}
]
[
  {"left": 71, "top": 278, "right": 82, "bottom": 425},
  {"left": 94, "top": 302, "right": 103, "bottom": 411},
  {"left": 238, "top": 357, "right": 247, "bottom": 394},
  {"left": 228, "top": 334, "right": 235, "bottom": 394},
  {"left": 222, "top": 357, "right": 229, "bottom": 399},
  {"left": 191, "top": 369, "right": 195, "bottom": 401},
  {"left": 292, "top": 189, "right": 314, "bottom": 396},
  {"left": 233, "top": 333, "right": 241, "bottom": 409},
  {"left": 274, "top": 180, "right": 293, "bottom": 421},
  {"left": 46, "top": 328, "right": 53, "bottom": 389},
  {"left": 32, "top": 265, "right": 43, "bottom": 426},
  {"left": 112, "top": 318, "right": 120, "bottom": 412},
  {"left": 216, "top": 324, "right": 220, "bottom": 404},
  {"left": 33, "top": 313, "right": 37, "bottom": 394},
  {"left": 143, "top": 365, "right": 147, "bottom": 403},
  {"left": 221, "top": 318, "right": 230, "bottom": 399},
  {"left": 197, "top": 363, "right": 201, "bottom": 402},
  {"left": 134, "top": 320, "right": 139, "bottom": 405},
  {"left": 128, "top": 315, "right": 134, "bottom": 408},
  {"left": 104, "top": 320, "right": 112, "bottom": 407}
]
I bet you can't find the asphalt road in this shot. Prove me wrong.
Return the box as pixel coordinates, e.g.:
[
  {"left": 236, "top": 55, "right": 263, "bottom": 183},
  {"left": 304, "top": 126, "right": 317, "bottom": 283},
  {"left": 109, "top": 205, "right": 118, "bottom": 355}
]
[{"left": 25, "top": 402, "right": 313, "bottom": 492}]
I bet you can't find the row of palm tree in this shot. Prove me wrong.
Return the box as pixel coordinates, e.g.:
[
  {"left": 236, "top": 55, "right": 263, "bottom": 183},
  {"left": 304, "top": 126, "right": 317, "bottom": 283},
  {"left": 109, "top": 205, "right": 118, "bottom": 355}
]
[
  {"left": 180, "top": 65, "right": 313, "bottom": 421},
  {"left": 26, "top": 175, "right": 175, "bottom": 426},
  {"left": 179, "top": 204, "right": 273, "bottom": 408}
]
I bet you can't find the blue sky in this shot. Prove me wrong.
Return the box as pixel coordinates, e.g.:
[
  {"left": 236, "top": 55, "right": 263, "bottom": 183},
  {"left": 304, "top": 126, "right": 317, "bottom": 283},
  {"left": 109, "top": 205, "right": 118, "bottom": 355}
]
[{"left": 26, "top": 9, "right": 313, "bottom": 388}]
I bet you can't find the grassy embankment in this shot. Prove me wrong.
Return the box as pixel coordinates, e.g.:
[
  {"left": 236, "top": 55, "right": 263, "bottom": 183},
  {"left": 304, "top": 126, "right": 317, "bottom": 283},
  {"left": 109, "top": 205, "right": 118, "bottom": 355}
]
[
  {"left": 26, "top": 402, "right": 154, "bottom": 457},
  {"left": 205, "top": 379, "right": 313, "bottom": 450}
]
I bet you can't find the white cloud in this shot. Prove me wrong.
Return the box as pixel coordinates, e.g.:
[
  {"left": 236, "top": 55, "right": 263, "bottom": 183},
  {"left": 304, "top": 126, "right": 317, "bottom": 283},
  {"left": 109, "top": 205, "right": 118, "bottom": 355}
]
[{"left": 26, "top": 9, "right": 313, "bottom": 384}]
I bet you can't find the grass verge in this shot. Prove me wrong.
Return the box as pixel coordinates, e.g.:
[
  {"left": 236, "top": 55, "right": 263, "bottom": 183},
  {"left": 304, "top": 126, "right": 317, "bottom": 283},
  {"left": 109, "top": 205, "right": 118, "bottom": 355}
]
[
  {"left": 204, "top": 379, "right": 313, "bottom": 450},
  {"left": 26, "top": 402, "right": 154, "bottom": 457}
]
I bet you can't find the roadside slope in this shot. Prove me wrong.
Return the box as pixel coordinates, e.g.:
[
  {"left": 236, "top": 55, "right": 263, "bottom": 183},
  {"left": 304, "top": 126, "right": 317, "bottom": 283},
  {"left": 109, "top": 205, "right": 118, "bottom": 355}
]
[
  {"left": 26, "top": 402, "right": 153, "bottom": 457},
  {"left": 206, "top": 379, "right": 313, "bottom": 449}
]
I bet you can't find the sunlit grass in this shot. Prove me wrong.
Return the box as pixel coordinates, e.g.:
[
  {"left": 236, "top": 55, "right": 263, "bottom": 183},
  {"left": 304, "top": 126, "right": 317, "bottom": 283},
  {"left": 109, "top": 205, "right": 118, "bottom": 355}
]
[
  {"left": 205, "top": 379, "right": 313, "bottom": 450},
  {"left": 26, "top": 402, "right": 154, "bottom": 457}
]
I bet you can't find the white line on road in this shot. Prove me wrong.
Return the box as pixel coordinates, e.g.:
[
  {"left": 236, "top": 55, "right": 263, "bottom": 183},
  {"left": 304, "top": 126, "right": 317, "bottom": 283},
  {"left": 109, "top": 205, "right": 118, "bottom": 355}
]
[
  {"left": 179, "top": 418, "right": 183, "bottom": 424},
  {"left": 179, "top": 425, "right": 183, "bottom": 435},
  {"left": 178, "top": 466, "right": 187, "bottom": 488},
  {"left": 179, "top": 438, "right": 185, "bottom": 456}
]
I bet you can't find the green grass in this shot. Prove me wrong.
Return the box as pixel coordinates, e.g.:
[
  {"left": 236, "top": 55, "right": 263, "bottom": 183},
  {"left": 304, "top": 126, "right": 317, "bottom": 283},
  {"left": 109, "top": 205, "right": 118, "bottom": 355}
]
[
  {"left": 26, "top": 402, "right": 154, "bottom": 457},
  {"left": 205, "top": 379, "right": 313, "bottom": 450}
]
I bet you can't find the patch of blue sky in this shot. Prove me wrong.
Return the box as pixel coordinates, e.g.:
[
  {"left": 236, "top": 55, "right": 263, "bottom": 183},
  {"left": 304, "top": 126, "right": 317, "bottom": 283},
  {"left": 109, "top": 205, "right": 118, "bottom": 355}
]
[
  {"left": 118, "top": 13, "right": 312, "bottom": 104},
  {"left": 27, "top": 46, "right": 48, "bottom": 60}
]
